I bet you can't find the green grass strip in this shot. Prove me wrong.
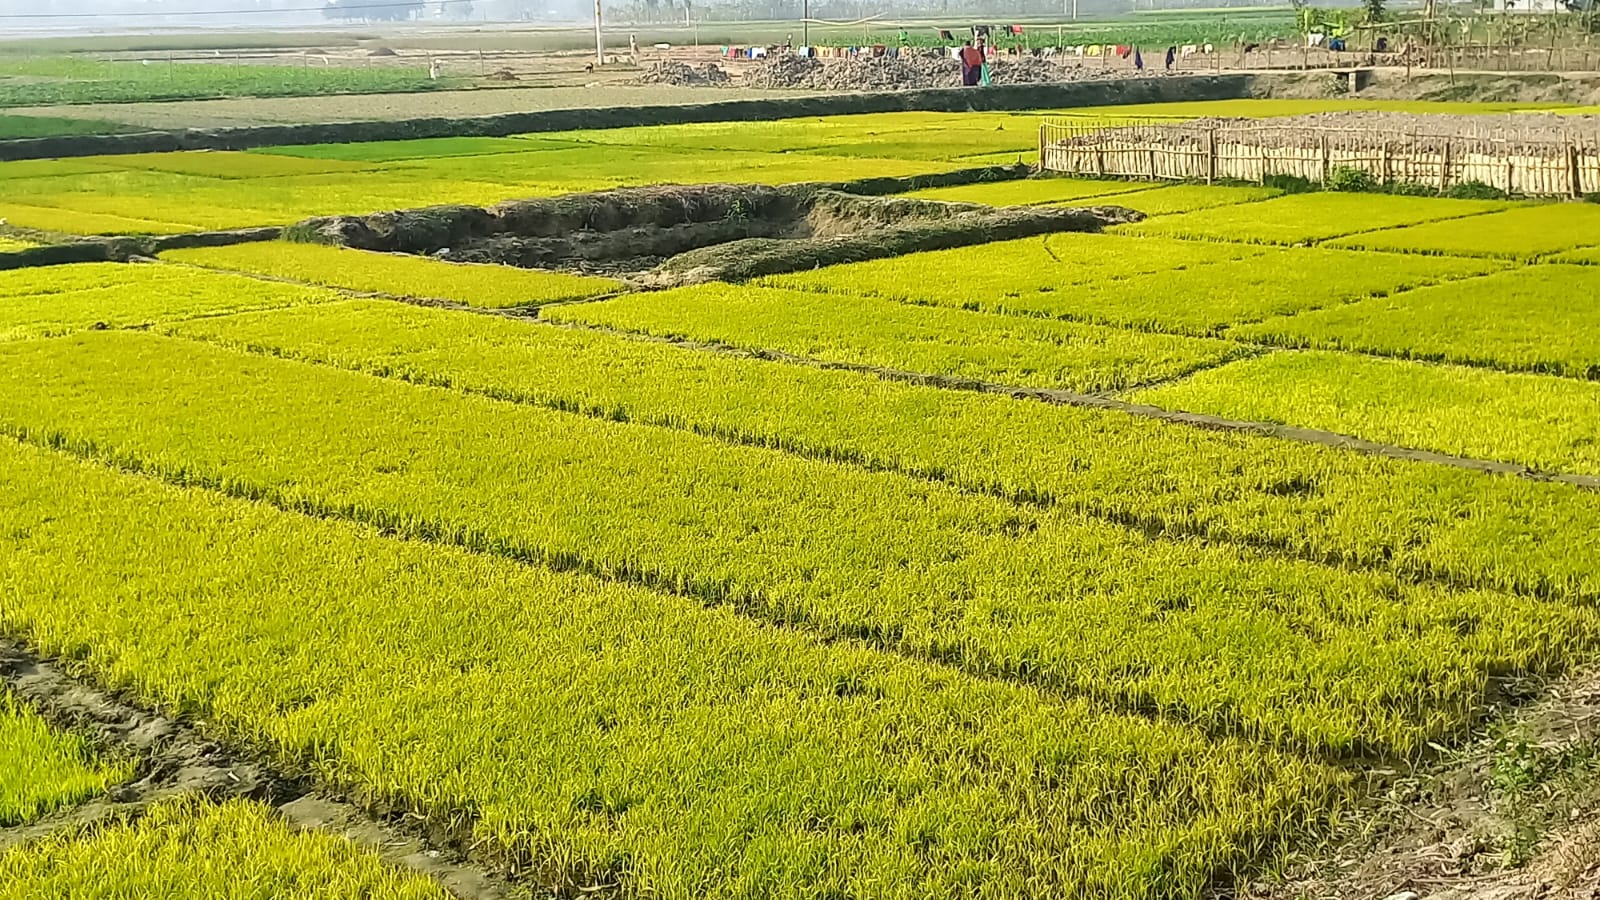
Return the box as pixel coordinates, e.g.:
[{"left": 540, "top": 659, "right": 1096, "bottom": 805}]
[
  {"left": 165, "top": 243, "right": 621, "bottom": 310},
  {"left": 0, "top": 797, "right": 447, "bottom": 899},
  {"left": 0, "top": 439, "right": 1339, "bottom": 899},
  {"left": 1234, "top": 264, "right": 1600, "bottom": 380},
  {"left": 1134, "top": 350, "right": 1600, "bottom": 477},
  {"left": 0, "top": 692, "right": 130, "bottom": 827},
  {"left": 4, "top": 330, "right": 1597, "bottom": 755},
  {"left": 546, "top": 282, "right": 1248, "bottom": 392}
]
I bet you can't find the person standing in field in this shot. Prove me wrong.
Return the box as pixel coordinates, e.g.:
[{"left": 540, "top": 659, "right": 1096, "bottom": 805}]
[{"left": 959, "top": 40, "right": 983, "bottom": 86}]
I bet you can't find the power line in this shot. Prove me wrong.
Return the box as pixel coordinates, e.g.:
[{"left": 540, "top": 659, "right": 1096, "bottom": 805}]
[{"left": 0, "top": 0, "right": 481, "bottom": 19}]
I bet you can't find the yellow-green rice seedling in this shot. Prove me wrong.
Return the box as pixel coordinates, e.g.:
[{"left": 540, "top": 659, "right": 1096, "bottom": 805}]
[
  {"left": 1134, "top": 350, "right": 1600, "bottom": 476},
  {"left": 253, "top": 136, "right": 583, "bottom": 162},
  {"left": 5, "top": 332, "right": 1598, "bottom": 754},
  {"left": 903, "top": 178, "right": 1147, "bottom": 207},
  {"left": 545, "top": 282, "right": 1249, "bottom": 391},
  {"left": 91, "top": 151, "right": 377, "bottom": 179},
  {"left": 0, "top": 692, "right": 131, "bottom": 826},
  {"left": 754, "top": 245, "right": 1492, "bottom": 336},
  {"left": 0, "top": 238, "right": 36, "bottom": 252},
  {"left": 0, "top": 439, "right": 1340, "bottom": 899},
  {"left": 0, "top": 202, "right": 194, "bottom": 236},
  {"left": 0, "top": 797, "right": 448, "bottom": 900},
  {"left": 1325, "top": 203, "right": 1600, "bottom": 258},
  {"left": 1234, "top": 264, "right": 1600, "bottom": 379},
  {"left": 1107, "top": 183, "right": 1283, "bottom": 216},
  {"left": 970, "top": 246, "right": 1497, "bottom": 334},
  {"left": 165, "top": 242, "right": 621, "bottom": 310},
  {"left": 0, "top": 263, "right": 343, "bottom": 342},
  {"left": 764, "top": 231, "right": 1267, "bottom": 310},
  {"left": 166, "top": 300, "right": 1600, "bottom": 629},
  {"left": 1549, "top": 245, "right": 1600, "bottom": 264},
  {"left": 1117, "top": 193, "right": 1509, "bottom": 245}
]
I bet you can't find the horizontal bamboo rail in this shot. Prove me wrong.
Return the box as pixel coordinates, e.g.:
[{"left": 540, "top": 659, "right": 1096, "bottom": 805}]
[{"left": 1040, "top": 120, "right": 1600, "bottom": 197}]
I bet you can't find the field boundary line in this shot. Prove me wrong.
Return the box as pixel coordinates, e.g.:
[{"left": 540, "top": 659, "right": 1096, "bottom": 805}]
[{"left": 0, "top": 638, "right": 514, "bottom": 900}]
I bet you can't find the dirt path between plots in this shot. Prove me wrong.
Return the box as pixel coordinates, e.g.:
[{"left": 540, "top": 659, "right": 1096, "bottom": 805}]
[
  {"left": 0, "top": 640, "right": 512, "bottom": 900},
  {"left": 1236, "top": 669, "right": 1600, "bottom": 900}
]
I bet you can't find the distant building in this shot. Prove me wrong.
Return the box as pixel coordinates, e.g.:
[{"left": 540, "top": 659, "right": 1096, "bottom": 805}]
[{"left": 1489, "top": 0, "right": 1568, "bottom": 11}]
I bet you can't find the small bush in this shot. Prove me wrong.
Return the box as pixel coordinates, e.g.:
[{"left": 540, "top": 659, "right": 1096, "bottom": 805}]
[
  {"left": 1326, "top": 166, "right": 1378, "bottom": 193},
  {"left": 1445, "top": 180, "right": 1507, "bottom": 200},
  {"left": 1263, "top": 174, "right": 1316, "bottom": 194},
  {"left": 1388, "top": 182, "right": 1439, "bottom": 197}
]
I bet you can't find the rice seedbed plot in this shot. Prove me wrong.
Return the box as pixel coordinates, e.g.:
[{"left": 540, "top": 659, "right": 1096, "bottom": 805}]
[
  {"left": 0, "top": 797, "right": 448, "bottom": 899},
  {"left": 0, "top": 238, "right": 36, "bottom": 253},
  {"left": 166, "top": 300, "right": 1600, "bottom": 636},
  {"left": 0, "top": 263, "right": 341, "bottom": 341},
  {"left": 0, "top": 691, "right": 130, "bottom": 827},
  {"left": 0, "top": 201, "right": 194, "bottom": 236},
  {"left": 0, "top": 439, "right": 1338, "bottom": 900},
  {"left": 1551, "top": 245, "right": 1600, "bottom": 264},
  {"left": 544, "top": 283, "right": 1248, "bottom": 392},
  {"left": 764, "top": 232, "right": 1267, "bottom": 312},
  {"left": 91, "top": 150, "right": 377, "bottom": 180},
  {"left": 1235, "top": 265, "right": 1600, "bottom": 379},
  {"left": 1106, "top": 183, "right": 1284, "bottom": 216},
  {"left": 3, "top": 332, "right": 1596, "bottom": 754},
  {"left": 0, "top": 158, "right": 118, "bottom": 181},
  {"left": 1135, "top": 351, "right": 1600, "bottom": 476},
  {"left": 544, "top": 112, "right": 1042, "bottom": 155},
  {"left": 164, "top": 243, "right": 621, "bottom": 310},
  {"left": 252, "top": 135, "right": 584, "bottom": 163},
  {"left": 1325, "top": 203, "right": 1600, "bottom": 259},
  {"left": 950, "top": 150, "right": 1039, "bottom": 166},
  {"left": 902, "top": 178, "right": 1148, "bottom": 207},
  {"left": 1118, "top": 193, "right": 1509, "bottom": 245},
  {"left": 772, "top": 241, "right": 1494, "bottom": 336}
]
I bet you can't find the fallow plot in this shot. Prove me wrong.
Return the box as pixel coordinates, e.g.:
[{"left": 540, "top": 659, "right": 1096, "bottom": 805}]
[
  {"left": 1235, "top": 264, "right": 1600, "bottom": 379},
  {"left": 0, "top": 438, "right": 1337, "bottom": 900},
  {"left": 1325, "top": 203, "right": 1600, "bottom": 258},
  {"left": 165, "top": 242, "right": 622, "bottom": 310},
  {"left": 544, "top": 282, "right": 1248, "bottom": 392},
  {"left": 3, "top": 331, "right": 1596, "bottom": 754},
  {"left": 167, "top": 299, "right": 1600, "bottom": 620},
  {"left": 1134, "top": 350, "right": 1600, "bottom": 476},
  {"left": 0, "top": 262, "right": 343, "bottom": 341},
  {"left": 0, "top": 797, "right": 448, "bottom": 899},
  {"left": 1117, "top": 193, "right": 1509, "bottom": 245},
  {"left": 0, "top": 691, "right": 130, "bottom": 827}
]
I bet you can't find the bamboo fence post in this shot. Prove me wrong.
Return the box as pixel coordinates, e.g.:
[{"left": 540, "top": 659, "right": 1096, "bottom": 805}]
[
  {"left": 1381, "top": 140, "right": 1392, "bottom": 184},
  {"left": 1569, "top": 141, "right": 1581, "bottom": 198},
  {"left": 1207, "top": 127, "right": 1217, "bottom": 183},
  {"left": 1320, "top": 133, "right": 1331, "bottom": 183},
  {"left": 1440, "top": 140, "right": 1453, "bottom": 192}
]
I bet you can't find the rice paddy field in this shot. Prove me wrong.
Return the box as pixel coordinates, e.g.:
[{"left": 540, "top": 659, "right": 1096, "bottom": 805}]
[{"left": 5, "top": 99, "right": 1600, "bottom": 898}]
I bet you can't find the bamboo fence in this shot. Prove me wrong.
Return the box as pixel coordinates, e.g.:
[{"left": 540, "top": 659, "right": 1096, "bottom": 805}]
[{"left": 1039, "top": 119, "right": 1600, "bottom": 196}]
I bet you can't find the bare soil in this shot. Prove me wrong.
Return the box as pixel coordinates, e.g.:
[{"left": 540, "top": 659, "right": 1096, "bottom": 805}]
[{"left": 1239, "top": 670, "right": 1600, "bottom": 900}]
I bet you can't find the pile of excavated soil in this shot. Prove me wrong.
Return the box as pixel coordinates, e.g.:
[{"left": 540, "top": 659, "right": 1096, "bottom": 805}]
[
  {"left": 738, "top": 53, "right": 1151, "bottom": 91},
  {"left": 636, "top": 61, "right": 731, "bottom": 86}
]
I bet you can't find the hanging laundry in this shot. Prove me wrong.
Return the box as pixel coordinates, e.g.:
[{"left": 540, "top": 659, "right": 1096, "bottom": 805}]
[
  {"left": 1134, "top": 47, "right": 1144, "bottom": 69},
  {"left": 1115, "top": 44, "right": 1131, "bottom": 58},
  {"left": 1086, "top": 44, "right": 1102, "bottom": 57},
  {"left": 938, "top": 29, "right": 954, "bottom": 40},
  {"left": 1180, "top": 44, "right": 1197, "bottom": 56},
  {"left": 1009, "top": 24, "right": 1024, "bottom": 35},
  {"left": 1203, "top": 43, "right": 1214, "bottom": 53}
]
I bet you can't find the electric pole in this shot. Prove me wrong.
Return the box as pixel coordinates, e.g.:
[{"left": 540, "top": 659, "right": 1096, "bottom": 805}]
[{"left": 595, "top": 0, "right": 604, "bottom": 66}]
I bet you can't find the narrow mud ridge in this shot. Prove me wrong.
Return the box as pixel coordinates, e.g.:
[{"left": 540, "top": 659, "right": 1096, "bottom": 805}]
[{"left": 0, "top": 640, "right": 514, "bottom": 900}]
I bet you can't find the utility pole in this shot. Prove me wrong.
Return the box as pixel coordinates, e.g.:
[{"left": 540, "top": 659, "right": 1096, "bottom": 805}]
[
  {"left": 803, "top": 0, "right": 809, "bottom": 47},
  {"left": 595, "top": 0, "right": 605, "bottom": 66}
]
